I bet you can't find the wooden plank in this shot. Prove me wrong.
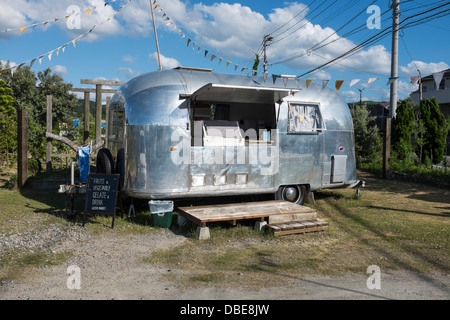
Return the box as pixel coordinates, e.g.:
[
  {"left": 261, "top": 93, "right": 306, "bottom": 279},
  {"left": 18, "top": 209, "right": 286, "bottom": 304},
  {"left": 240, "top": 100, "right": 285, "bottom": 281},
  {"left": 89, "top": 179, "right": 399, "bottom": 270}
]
[
  {"left": 268, "top": 219, "right": 329, "bottom": 236},
  {"left": 177, "top": 200, "right": 316, "bottom": 224},
  {"left": 71, "top": 87, "right": 117, "bottom": 93},
  {"left": 81, "top": 79, "right": 125, "bottom": 86},
  {"left": 268, "top": 212, "right": 317, "bottom": 224}
]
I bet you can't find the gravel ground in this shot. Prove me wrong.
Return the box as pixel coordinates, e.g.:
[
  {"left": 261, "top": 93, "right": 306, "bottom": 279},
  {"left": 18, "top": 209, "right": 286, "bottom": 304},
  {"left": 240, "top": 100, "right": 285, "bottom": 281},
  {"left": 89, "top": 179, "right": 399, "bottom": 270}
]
[{"left": 1, "top": 223, "right": 449, "bottom": 300}]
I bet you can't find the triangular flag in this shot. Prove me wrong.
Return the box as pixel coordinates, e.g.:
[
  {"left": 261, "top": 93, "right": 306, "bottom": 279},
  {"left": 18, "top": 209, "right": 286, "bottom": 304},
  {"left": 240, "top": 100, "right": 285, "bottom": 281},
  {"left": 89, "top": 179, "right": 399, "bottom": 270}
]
[
  {"left": 410, "top": 75, "right": 420, "bottom": 88},
  {"left": 39, "top": 55, "right": 44, "bottom": 65},
  {"left": 322, "top": 80, "right": 329, "bottom": 89},
  {"left": 335, "top": 80, "right": 344, "bottom": 92},
  {"left": 350, "top": 79, "right": 360, "bottom": 87},
  {"left": 433, "top": 71, "right": 444, "bottom": 91},
  {"left": 295, "top": 79, "right": 300, "bottom": 88},
  {"left": 367, "top": 78, "right": 378, "bottom": 84},
  {"left": 65, "top": 15, "right": 70, "bottom": 19},
  {"left": 386, "top": 78, "right": 395, "bottom": 86},
  {"left": 72, "top": 39, "right": 76, "bottom": 47},
  {"left": 226, "top": 61, "right": 231, "bottom": 68},
  {"left": 282, "top": 77, "right": 288, "bottom": 87},
  {"left": 187, "top": 38, "right": 191, "bottom": 47},
  {"left": 56, "top": 47, "right": 61, "bottom": 55},
  {"left": 263, "top": 72, "right": 268, "bottom": 83},
  {"left": 272, "top": 75, "right": 278, "bottom": 84},
  {"left": 17, "top": 62, "right": 25, "bottom": 70},
  {"left": 198, "top": 45, "right": 202, "bottom": 52},
  {"left": 204, "top": 50, "right": 209, "bottom": 58},
  {"left": 235, "top": 65, "right": 239, "bottom": 71},
  {"left": 154, "top": 4, "right": 160, "bottom": 9},
  {"left": 48, "top": 51, "right": 53, "bottom": 61},
  {"left": 218, "top": 57, "right": 222, "bottom": 65},
  {"left": 62, "top": 44, "right": 67, "bottom": 52},
  {"left": 30, "top": 59, "right": 36, "bottom": 68},
  {"left": 86, "top": 9, "right": 91, "bottom": 16},
  {"left": 20, "top": 26, "right": 26, "bottom": 33},
  {"left": 241, "top": 67, "right": 248, "bottom": 72},
  {"left": 210, "top": 54, "right": 216, "bottom": 62},
  {"left": 306, "top": 79, "right": 313, "bottom": 88}
]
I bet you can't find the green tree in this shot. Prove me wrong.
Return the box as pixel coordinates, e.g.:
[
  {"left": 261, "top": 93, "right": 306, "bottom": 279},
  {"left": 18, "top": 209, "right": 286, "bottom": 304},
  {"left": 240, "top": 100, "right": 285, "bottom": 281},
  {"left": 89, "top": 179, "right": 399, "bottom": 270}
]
[
  {"left": 419, "top": 98, "right": 447, "bottom": 164},
  {"left": 351, "top": 105, "right": 382, "bottom": 165},
  {"left": 392, "top": 98, "right": 415, "bottom": 159},
  {"left": 0, "top": 63, "right": 78, "bottom": 158},
  {"left": 0, "top": 79, "right": 17, "bottom": 157}
]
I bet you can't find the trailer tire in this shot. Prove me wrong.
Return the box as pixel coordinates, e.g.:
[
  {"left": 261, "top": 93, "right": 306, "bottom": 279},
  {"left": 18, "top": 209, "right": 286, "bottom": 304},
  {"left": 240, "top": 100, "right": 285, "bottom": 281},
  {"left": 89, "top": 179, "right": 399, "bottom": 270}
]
[
  {"left": 96, "top": 148, "right": 115, "bottom": 174},
  {"left": 275, "top": 185, "right": 307, "bottom": 205}
]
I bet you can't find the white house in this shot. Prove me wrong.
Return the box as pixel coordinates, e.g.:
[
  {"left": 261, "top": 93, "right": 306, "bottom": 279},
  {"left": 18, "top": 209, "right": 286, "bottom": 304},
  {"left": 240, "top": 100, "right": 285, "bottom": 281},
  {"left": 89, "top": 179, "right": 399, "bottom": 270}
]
[{"left": 410, "top": 68, "right": 450, "bottom": 119}]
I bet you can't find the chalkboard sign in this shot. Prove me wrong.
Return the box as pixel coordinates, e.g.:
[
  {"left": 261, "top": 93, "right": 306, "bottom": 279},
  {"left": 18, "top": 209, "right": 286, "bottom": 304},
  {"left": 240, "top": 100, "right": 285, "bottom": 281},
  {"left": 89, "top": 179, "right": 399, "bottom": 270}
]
[{"left": 83, "top": 173, "right": 120, "bottom": 228}]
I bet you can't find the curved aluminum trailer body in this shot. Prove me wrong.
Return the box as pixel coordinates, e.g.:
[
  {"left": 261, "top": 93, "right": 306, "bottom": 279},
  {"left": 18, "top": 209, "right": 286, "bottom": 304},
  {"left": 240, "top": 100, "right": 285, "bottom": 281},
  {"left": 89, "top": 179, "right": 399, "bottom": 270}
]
[{"left": 107, "top": 67, "right": 359, "bottom": 200}]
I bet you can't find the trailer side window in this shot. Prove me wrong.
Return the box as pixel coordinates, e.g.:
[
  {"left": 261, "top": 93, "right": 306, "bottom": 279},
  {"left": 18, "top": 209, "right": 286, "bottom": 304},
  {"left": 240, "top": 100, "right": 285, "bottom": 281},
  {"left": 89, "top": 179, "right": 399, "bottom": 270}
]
[
  {"left": 109, "top": 109, "right": 124, "bottom": 142},
  {"left": 288, "top": 103, "right": 323, "bottom": 133}
]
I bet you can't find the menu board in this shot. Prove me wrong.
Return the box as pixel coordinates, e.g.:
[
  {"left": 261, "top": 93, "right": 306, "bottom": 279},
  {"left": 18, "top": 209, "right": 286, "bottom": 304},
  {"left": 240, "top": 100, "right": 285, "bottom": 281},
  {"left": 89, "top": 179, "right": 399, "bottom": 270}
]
[{"left": 83, "top": 173, "right": 120, "bottom": 228}]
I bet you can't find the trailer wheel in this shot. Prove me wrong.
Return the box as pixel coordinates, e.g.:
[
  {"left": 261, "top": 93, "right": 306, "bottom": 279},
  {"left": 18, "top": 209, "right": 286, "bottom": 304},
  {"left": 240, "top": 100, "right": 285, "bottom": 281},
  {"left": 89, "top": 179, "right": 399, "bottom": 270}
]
[
  {"left": 275, "top": 185, "right": 307, "bottom": 205},
  {"left": 96, "top": 148, "right": 115, "bottom": 174}
]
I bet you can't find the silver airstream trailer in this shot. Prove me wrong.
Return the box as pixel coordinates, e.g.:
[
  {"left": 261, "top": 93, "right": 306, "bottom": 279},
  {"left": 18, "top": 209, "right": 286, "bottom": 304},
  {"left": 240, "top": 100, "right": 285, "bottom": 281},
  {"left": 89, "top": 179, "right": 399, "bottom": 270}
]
[{"left": 99, "top": 67, "right": 362, "bottom": 205}]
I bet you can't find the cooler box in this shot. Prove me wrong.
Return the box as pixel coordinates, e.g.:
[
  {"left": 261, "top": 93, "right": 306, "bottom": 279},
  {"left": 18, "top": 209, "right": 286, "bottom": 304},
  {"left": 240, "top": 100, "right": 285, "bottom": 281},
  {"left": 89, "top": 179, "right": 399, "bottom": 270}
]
[{"left": 149, "top": 200, "right": 173, "bottom": 228}]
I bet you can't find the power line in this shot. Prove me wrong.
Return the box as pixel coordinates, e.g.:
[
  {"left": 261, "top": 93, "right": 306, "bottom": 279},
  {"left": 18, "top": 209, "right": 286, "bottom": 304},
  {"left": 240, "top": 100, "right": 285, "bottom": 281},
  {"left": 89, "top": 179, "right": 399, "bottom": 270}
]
[{"left": 295, "top": 1, "right": 450, "bottom": 78}]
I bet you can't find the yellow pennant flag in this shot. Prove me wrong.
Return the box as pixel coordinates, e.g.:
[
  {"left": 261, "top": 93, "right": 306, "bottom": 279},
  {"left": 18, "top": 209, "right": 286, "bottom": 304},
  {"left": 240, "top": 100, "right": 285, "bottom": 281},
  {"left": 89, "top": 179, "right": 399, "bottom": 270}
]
[
  {"left": 72, "top": 39, "right": 76, "bottom": 48},
  {"left": 20, "top": 26, "right": 26, "bottom": 33},
  {"left": 306, "top": 79, "right": 313, "bottom": 88},
  {"left": 86, "top": 9, "right": 91, "bottom": 16},
  {"left": 65, "top": 15, "right": 70, "bottom": 19},
  {"left": 226, "top": 61, "right": 231, "bottom": 68},
  {"left": 335, "top": 80, "right": 344, "bottom": 93}
]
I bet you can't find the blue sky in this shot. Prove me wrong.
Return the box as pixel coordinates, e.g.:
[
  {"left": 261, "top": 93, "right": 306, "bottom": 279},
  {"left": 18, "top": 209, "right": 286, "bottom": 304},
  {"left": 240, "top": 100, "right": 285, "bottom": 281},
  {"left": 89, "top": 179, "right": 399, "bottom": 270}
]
[{"left": 1, "top": 0, "right": 449, "bottom": 103}]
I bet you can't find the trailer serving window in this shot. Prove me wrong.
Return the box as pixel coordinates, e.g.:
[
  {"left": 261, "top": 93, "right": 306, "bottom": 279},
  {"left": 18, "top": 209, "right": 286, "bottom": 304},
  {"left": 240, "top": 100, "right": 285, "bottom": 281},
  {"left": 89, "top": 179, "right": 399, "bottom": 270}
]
[
  {"left": 288, "top": 103, "right": 324, "bottom": 133},
  {"left": 184, "top": 83, "right": 299, "bottom": 146}
]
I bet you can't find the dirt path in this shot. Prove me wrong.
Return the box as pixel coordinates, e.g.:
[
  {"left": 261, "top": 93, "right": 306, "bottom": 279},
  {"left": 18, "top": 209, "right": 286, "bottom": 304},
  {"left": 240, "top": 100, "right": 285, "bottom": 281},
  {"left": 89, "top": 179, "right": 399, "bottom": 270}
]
[{"left": 1, "top": 228, "right": 449, "bottom": 300}]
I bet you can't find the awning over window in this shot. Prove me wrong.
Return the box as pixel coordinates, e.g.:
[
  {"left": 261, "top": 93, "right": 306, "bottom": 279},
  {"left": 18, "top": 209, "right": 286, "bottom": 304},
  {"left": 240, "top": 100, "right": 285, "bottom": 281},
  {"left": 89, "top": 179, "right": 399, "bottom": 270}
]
[{"left": 181, "top": 83, "right": 300, "bottom": 104}]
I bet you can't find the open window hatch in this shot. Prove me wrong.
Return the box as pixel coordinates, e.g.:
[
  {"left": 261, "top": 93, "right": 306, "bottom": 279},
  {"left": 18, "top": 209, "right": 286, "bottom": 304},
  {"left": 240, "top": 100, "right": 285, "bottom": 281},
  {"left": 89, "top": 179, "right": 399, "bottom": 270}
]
[{"left": 182, "top": 83, "right": 300, "bottom": 147}]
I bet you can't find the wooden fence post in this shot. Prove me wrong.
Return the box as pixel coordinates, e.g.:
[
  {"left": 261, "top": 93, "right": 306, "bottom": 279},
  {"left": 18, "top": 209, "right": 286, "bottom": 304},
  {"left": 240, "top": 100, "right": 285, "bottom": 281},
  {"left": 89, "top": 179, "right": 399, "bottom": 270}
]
[
  {"left": 84, "top": 91, "right": 90, "bottom": 143},
  {"left": 17, "top": 109, "right": 28, "bottom": 188},
  {"left": 46, "top": 95, "right": 52, "bottom": 173},
  {"left": 95, "top": 84, "right": 102, "bottom": 144}
]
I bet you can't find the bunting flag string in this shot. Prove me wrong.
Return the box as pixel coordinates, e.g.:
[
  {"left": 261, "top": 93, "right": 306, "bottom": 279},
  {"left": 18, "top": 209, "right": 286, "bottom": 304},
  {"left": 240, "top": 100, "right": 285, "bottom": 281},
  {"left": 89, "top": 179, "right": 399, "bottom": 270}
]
[
  {"left": 1, "top": 0, "right": 126, "bottom": 34},
  {"left": 0, "top": 0, "right": 132, "bottom": 75}
]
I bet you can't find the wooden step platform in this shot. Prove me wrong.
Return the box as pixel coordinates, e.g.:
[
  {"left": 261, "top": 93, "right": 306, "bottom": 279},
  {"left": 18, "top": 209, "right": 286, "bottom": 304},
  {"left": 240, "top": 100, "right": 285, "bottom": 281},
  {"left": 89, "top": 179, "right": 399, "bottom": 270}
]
[
  {"left": 177, "top": 200, "right": 317, "bottom": 227},
  {"left": 268, "top": 219, "right": 329, "bottom": 237}
]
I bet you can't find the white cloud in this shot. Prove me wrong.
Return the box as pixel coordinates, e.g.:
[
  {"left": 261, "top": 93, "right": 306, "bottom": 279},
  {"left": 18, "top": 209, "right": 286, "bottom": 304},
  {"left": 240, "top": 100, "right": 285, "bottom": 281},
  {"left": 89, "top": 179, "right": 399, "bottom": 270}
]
[
  {"left": 52, "top": 65, "right": 68, "bottom": 75},
  {"left": 115, "top": 67, "right": 139, "bottom": 79},
  {"left": 149, "top": 52, "right": 180, "bottom": 70},
  {"left": 0, "top": 0, "right": 122, "bottom": 41},
  {"left": 400, "top": 61, "right": 450, "bottom": 77}
]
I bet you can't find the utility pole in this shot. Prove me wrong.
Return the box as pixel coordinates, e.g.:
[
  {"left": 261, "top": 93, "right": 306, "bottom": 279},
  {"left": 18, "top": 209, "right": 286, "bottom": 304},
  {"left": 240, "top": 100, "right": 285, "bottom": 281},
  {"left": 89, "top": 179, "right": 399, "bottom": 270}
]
[
  {"left": 150, "top": 0, "right": 162, "bottom": 71},
  {"left": 262, "top": 35, "right": 273, "bottom": 73},
  {"left": 383, "top": 0, "right": 400, "bottom": 178},
  {"left": 358, "top": 88, "right": 365, "bottom": 107}
]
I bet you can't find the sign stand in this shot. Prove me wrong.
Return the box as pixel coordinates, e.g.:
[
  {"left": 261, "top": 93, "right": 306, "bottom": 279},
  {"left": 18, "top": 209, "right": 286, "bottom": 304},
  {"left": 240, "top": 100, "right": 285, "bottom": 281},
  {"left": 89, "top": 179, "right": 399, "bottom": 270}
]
[{"left": 83, "top": 173, "right": 120, "bottom": 228}]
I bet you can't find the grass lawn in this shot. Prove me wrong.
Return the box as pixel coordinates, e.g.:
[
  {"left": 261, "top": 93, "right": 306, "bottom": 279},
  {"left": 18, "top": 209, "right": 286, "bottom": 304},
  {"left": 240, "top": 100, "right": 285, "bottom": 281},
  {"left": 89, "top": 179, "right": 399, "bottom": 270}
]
[
  {"left": 146, "top": 170, "right": 450, "bottom": 288},
  {"left": 0, "top": 170, "right": 449, "bottom": 288}
]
